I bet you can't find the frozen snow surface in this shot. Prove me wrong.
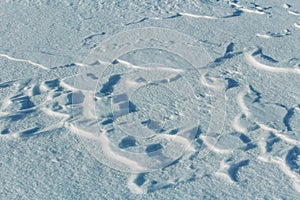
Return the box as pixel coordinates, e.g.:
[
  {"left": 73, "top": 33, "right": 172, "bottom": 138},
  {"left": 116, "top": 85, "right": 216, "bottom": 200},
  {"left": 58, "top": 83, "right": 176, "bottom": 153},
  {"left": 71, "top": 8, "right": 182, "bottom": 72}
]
[{"left": 1, "top": 0, "right": 300, "bottom": 199}]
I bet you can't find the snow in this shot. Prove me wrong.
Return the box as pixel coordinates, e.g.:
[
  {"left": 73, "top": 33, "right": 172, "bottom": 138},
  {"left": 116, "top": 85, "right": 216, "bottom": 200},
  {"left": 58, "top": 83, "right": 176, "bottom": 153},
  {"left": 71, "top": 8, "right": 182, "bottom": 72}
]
[{"left": 0, "top": 0, "right": 300, "bottom": 199}]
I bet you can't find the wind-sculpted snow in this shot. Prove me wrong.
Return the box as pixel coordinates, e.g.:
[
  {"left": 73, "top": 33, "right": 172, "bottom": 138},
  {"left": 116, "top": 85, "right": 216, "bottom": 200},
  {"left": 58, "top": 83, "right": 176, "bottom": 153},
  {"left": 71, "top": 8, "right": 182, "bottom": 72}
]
[
  {"left": 1, "top": 0, "right": 300, "bottom": 199},
  {"left": 69, "top": 28, "right": 226, "bottom": 172}
]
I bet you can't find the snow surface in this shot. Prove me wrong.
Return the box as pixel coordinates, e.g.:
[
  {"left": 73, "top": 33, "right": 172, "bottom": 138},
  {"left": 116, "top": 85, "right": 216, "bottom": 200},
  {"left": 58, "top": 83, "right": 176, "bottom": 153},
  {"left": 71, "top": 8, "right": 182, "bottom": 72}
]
[{"left": 1, "top": 0, "right": 300, "bottom": 199}]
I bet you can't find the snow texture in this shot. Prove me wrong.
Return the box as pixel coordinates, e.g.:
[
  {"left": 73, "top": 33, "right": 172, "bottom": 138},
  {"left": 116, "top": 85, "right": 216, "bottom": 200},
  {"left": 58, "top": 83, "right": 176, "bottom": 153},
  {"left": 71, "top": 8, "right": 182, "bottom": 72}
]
[{"left": 1, "top": 0, "right": 300, "bottom": 199}]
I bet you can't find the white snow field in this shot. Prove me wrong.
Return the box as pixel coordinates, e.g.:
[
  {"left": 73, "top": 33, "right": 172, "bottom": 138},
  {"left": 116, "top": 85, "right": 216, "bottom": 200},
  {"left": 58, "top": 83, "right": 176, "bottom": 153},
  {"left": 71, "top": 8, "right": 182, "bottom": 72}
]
[{"left": 0, "top": 0, "right": 300, "bottom": 199}]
